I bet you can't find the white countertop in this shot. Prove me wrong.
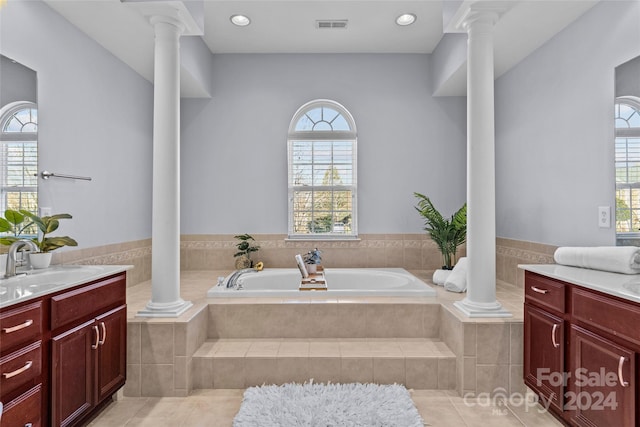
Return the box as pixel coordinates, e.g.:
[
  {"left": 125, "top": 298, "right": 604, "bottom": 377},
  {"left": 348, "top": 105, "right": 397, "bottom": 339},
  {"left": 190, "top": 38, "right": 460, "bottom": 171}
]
[
  {"left": 0, "top": 264, "right": 133, "bottom": 309},
  {"left": 519, "top": 264, "right": 640, "bottom": 304}
]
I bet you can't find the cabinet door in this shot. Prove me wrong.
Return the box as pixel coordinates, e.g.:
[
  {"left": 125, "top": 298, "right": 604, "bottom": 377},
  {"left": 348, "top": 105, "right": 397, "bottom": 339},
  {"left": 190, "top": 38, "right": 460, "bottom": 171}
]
[
  {"left": 51, "top": 319, "right": 98, "bottom": 427},
  {"left": 524, "top": 304, "right": 565, "bottom": 413},
  {"left": 96, "top": 305, "right": 127, "bottom": 402},
  {"left": 569, "top": 325, "right": 635, "bottom": 427}
]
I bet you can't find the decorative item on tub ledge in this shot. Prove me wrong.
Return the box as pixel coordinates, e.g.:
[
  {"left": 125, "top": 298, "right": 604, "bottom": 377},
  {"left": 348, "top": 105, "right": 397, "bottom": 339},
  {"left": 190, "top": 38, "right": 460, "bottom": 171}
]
[
  {"left": 303, "top": 247, "right": 322, "bottom": 274},
  {"left": 234, "top": 233, "right": 261, "bottom": 269},
  {"left": 0, "top": 209, "right": 78, "bottom": 269}
]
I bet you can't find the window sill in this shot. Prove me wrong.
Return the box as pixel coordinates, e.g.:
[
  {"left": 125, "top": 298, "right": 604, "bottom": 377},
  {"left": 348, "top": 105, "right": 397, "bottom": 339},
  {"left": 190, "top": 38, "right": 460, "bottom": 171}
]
[{"left": 286, "top": 236, "right": 361, "bottom": 242}]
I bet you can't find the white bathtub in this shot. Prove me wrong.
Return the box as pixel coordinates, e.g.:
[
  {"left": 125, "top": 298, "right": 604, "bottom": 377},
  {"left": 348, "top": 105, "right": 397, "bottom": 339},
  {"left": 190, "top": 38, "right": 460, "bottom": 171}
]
[{"left": 206, "top": 268, "right": 436, "bottom": 298}]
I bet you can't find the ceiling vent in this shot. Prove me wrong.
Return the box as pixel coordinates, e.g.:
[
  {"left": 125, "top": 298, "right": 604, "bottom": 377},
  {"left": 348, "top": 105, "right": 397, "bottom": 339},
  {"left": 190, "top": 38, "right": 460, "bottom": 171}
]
[{"left": 316, "top": 20, "right": 348, "bottom": 29}]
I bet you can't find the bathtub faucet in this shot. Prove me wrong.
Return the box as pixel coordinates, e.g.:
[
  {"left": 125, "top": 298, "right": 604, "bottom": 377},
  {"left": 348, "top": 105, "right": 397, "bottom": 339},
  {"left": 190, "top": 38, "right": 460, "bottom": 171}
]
[{"left": 226, "top": 268, "right": 258, "bottom": 289}]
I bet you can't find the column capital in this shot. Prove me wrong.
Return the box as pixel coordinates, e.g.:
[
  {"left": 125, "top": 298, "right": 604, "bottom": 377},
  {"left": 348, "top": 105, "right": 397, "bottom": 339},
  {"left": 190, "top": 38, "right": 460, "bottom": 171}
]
[
  {"left": 123, "top": 0, "right": 203, "bottom": 35},
  {"left": 448, "top": 1, "right": 512, "bottom": 33}
]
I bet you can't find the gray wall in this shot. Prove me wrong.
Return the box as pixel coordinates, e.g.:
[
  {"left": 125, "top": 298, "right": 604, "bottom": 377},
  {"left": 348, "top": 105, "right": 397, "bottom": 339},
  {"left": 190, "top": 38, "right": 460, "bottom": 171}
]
[
  {"left": 0, "top": 1, "right": 153, "bottom": 249},
  {"left": 0, "top": 55, "right": 37, "bottom": 106},
  {"left": 181, "top": 54, "right": 467, "bottom": 234},
  {"left": 616, "top": 55, "right": 640, "bottom": 98},
  {"left": 495, "top": 0, "right": 640, "bottom": 246}
]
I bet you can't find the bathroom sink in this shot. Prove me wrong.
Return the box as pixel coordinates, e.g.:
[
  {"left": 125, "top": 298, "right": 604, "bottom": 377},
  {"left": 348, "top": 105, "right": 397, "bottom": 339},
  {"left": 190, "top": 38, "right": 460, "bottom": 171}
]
[
  {"left": 0, "top": 265, "right": 127, "bottom": 307},
  {"left": 623, "top": 280, "right": 640, "bottom": 295}
]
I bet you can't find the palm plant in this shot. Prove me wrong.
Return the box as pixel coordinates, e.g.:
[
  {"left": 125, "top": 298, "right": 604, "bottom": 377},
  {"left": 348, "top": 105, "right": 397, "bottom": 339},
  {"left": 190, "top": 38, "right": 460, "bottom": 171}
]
[{"left": 414, "top": 192, "right": 467, "bottom": 270}]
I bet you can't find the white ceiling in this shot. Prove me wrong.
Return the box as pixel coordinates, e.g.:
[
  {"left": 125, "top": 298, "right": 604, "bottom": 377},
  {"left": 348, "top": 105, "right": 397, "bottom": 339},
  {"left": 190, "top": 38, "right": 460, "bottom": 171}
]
[
  {"left": 44, "top": 0, "right": 598, "bottom": 96},
  {"left": 202, "top": 1, "right": 444, "bottom": 54}
]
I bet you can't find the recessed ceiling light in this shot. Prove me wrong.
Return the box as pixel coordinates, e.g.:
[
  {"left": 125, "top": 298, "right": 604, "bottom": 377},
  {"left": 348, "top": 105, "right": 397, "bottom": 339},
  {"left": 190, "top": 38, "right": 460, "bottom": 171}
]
[
  {"left": 230, "top": 14, "right": 251, "bottom": 27},
  {"left": 396, "top": 13, "right": 417, "bottom": 26}
]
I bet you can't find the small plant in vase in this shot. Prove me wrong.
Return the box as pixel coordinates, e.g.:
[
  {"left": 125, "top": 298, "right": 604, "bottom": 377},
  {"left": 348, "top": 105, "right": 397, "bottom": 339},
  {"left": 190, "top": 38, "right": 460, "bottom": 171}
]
[
  {"left": 233, "top": 234, "right": 260, "bottom": 269},
  {"left": 304, "top": 248, "right": 322, "bottom": 274},
  {"left": 0, "top": 209, "right": 78, "bottom": 269}
]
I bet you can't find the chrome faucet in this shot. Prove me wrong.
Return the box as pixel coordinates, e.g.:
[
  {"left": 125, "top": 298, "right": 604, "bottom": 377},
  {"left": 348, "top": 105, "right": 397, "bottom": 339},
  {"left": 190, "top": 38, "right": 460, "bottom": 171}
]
[
  {"left": 5, "top": 240, "right": 38, "bottom": 278},
  {"left": 226, "top": 268, "right": 258, "bottom": 289}
]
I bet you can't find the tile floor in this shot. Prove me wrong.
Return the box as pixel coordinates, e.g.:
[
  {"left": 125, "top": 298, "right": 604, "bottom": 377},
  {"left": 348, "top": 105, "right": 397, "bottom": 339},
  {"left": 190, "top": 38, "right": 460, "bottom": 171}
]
[
  {"left": 88, "top": 389, "right": 562, "bottom": 426},
  {"left": 91, "top": 269, "right": 562, "bottom": 426}
]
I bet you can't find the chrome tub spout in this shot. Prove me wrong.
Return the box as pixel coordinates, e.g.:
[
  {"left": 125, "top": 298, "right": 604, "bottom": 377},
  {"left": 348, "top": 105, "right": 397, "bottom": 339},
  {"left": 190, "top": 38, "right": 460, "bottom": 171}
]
[{"left": 226, "top": 268, "right": 258, "bottom": 289}]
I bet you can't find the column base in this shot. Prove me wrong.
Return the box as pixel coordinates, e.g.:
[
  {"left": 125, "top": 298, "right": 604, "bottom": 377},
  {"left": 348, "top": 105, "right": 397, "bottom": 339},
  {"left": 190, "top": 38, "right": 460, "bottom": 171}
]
[
  {"left": 136, "top": 299, "right": 193, "bottom": 318},
  {"left": 454, "top": 298, "right": 512, "bottom": 318}
]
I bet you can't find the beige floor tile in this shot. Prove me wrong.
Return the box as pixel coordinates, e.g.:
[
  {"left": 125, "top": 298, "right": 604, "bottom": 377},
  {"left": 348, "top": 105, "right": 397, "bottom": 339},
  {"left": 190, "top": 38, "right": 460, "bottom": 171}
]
[
  {"left": 308, "top": 357, "right": 341, "bottom": 384},
  {"left": 309, "top": 340, "right": 341, "bottom": 356},
  {"left": 412, "top": 397, "right": 467, "bottom": 427},
  {"left": 90, "top": 389, "right": 565, "bottom": 427},
  {"left": 245, "top": 340, "right": 280, "bottom": 357},
  {"left": 339, "top": 340, "right": 371, "bottom": 357},
  {"left": 368, "top": 340, "right": 404, "bottom": 357},
  {"left": 277, "top": 340, "right": 309, "bottom": 357},
  {"left": 451, "top": 400, "right": 528, "bottom": 427},
  {"left": 214, "top": 340, "right": 251, "bottom": 357}
]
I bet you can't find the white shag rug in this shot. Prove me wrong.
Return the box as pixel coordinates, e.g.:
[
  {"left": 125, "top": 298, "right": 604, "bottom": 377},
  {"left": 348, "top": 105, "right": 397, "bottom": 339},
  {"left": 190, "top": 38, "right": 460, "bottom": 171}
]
[{"left": 233, "top": 382, "right": 425, "bottom": 427}]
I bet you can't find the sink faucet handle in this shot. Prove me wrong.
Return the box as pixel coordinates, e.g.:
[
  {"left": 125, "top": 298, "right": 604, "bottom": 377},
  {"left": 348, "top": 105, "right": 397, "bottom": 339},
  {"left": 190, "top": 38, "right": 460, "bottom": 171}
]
[{"left": 217, "top": 276, "right": 226, "bottom": 287}]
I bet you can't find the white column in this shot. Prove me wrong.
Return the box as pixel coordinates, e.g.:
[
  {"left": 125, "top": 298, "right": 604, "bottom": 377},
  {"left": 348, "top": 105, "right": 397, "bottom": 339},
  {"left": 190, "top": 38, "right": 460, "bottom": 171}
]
[
  {"left": 137, "top": 16, "right": 192, "bottom": 318},
  {"left": 454, "top": 10, "right": 510, "bottom": 318}
]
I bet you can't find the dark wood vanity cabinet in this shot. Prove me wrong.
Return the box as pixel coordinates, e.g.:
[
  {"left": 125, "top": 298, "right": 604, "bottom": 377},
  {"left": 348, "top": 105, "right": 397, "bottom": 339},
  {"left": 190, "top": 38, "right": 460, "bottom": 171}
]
[
  {"left": 0, "top": 271, "right": 127, "bottom": 427},
  {"left": 51, "top": 306, "right": 126, "bottom": 427},
  {"left": 524, "top": 270, "right": 638, "bottom": 426},
  {"left": 0, "top": 301, "right": 44, "bottom": 427}
]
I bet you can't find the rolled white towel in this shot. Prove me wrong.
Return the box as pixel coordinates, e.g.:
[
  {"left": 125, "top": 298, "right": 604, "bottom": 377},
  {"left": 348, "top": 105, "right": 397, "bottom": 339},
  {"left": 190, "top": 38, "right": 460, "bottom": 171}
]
[
  {"left": 432, "top": 269, "right": 452, "bottom": 286},
  {"left": 553, "top": 246, "right": 640, "bottom": 275},
  {"left": 444, "top": 257, "right": 467, "bottom": 293}
]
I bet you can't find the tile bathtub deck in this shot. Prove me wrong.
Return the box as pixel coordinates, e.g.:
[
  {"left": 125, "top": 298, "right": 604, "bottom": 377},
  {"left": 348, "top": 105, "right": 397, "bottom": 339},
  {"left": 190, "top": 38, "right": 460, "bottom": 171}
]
[
  {"left": 124, "top": 270, "right": 527, "bottom": 321},
  {"left": 95, "top": 270, "right": 561, "bottom": 426}
]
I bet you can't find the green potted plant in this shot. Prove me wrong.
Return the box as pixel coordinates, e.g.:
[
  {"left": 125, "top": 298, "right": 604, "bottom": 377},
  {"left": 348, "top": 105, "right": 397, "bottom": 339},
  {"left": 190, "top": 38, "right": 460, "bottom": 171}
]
[
  {"left": 413, "top": 193, "right": 467, "bottom": 271},
  {"left": 0, "top": 209, "right": 78, "bottom": 268},
  {"left": 233, "top": 233, "right": 260, "bottom": 269}
]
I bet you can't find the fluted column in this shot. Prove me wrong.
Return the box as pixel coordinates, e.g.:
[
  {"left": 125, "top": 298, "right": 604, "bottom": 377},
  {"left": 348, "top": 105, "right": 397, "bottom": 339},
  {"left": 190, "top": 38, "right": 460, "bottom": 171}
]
[
  {"left": 137, "top": 15, "right": 192, "bottom": 317},
  {"left": 454, "top": 9, "right": 510, "bottom": 318}
]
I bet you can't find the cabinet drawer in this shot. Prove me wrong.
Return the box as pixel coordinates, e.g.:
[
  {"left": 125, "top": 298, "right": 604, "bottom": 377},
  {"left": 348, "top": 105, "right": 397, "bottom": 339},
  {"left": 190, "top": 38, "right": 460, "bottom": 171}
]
[
  {"left": 0, "top": 340, "right": 42, "bottom": 398},
  {"left": 1, "top": 383, "right": 42, "bottom": 427},
  {"left": 51, "top": 273, "right": 125, "bottom": 330},
  {"left": 524, "top": 272, "right": 565, "bottom": 313},
  {"left": 572, "top": 287, "right": 640, "bottom": 347},
  {"left": 0, "top": 301, "right": 43, "bottom": 353}
]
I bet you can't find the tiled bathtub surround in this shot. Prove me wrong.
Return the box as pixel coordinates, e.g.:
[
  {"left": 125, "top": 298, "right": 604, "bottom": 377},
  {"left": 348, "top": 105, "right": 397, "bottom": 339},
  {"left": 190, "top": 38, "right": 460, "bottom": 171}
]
[
  {"left": 124, "top": 269, "right": 531, "bottom": 399},
  {"left": 34, "top": 235, "right": 551, "bottom": 289},
  {"left": 57, "top": 236, "right": 557, "bottom": 399},
  {"left": 53, "top": 238, "right": 152, "bottom": 287},
  {"left": 496, "top": 238, "right": 556, "bottom": 288},
  {"left": 181, "top": 234, "right": 462, "bottom": 271}
]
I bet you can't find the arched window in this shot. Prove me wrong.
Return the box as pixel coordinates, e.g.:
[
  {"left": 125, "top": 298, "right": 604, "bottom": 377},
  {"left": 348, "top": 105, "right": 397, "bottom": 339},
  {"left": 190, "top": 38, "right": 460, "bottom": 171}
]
[
  {"left": 0, "top": 101, "right": 38, "bottom": 216},
  {"left": 288, "top": 100, "right": 357, "bottom": 238},
  {"left": 615, "top": 96, "right": 640, "bottom": 234}
]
